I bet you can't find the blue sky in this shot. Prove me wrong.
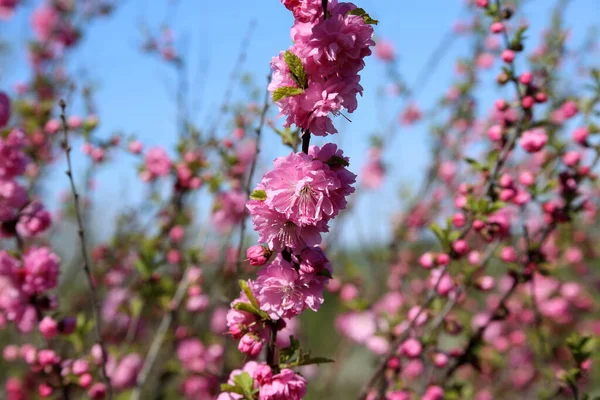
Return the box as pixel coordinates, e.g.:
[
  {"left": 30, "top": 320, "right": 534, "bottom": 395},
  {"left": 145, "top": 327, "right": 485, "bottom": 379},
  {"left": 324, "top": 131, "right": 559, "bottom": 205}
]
[{"left": 1, "top": 0, "right": 598, "bottom": 245}]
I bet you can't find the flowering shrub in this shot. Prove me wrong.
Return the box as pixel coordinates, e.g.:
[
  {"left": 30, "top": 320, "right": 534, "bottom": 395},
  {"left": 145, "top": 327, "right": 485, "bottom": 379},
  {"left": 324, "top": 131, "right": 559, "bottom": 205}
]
[{"left": 1, "top": 0, "right": 599, "bottom": 399}]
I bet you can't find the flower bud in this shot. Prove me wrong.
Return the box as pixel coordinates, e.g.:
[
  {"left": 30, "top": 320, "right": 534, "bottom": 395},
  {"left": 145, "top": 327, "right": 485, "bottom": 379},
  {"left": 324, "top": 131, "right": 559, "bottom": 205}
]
[{"left": 246, "top": 245, "right": 272, "bottom": 267}]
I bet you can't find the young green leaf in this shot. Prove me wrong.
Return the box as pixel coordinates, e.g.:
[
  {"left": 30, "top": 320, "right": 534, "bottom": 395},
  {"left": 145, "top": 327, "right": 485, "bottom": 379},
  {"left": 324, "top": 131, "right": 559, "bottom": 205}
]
[
  {"left": 283, "top": 51, "right": 308, "bottom": 89},
  {"left": 239, "top": 280, "right": 260, "bottom": 309},
  {"left": 272, "top": 86, "right": 305, "bottom": 102},
  {"left": 347, "top": 8, "right": 379, "bottom": 25},
  {"left": 250, "top": 190, "right": 267, "bottom": 201}
]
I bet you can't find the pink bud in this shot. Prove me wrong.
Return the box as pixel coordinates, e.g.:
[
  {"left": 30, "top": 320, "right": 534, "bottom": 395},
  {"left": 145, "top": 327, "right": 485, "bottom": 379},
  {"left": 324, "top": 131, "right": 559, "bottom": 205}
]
[
  {"left": 400, "top": 338, "right": 422, "bottom": 358},
  {"left": 562, "top": 100, "right": 579, "bottom": 118},
  {"left": 128, "top": 141, "right": 143, "bottom": 154},
  {"left": 452, "top": 213, "right": 466, "bottom": 227},
  {"left": 423, "top": 386, "right": 444, "bottom": 400},
  {"left": 79, "top": 373, "right": 93, "bottom": 388},
  {"left": 473, "top": 220, "right": 485, "bottom": 230},
  {"left": 167, "top": 249, "right": 181, "bottom": 264},
  {"left": 535, "top": 91, "right": 548, "bottom": 103},
  {"left": 433, "top": 353, "right": 449, "bottom": 367},
  {"left": 501, "top": 49, "right": 515, "bottom": 63},
  {"left": 490, "top": 22, "right": 504, "bottom": 34},
  {"left": 68, "top": 116, "right": 82, "bottom": 129},
  {"left": 39, "top": 316, "right": 59, "bottom": 339},
  {"left": 72, "top": 359, "right": 89, "bottom": 375},
  {"left": 419, "top": 253, "right": 435, "bottom": 269},
  {"left": 520, "top": 129, "right": 547, "bottom": 153},
  {"left": 498, "top": 173, "right": 513, "bottom": 188},
  {"left": 572, "top": 127, "right": 588, "bottom": 145},
  {"left": 563, "top": 151, "right": 581, "bottom": 167},
  {"left": 500, "top": 246, "right": 517, "bottom": 262},
  {"left": 340, "top": 284, "right": 360, "bottom": 302},
  {"left": 452, "top": 240, "right": 469, "bottom": 256},
  {"left": 246, "top": 245, "right": 272, "bottom": 267},
  {"left": 169, "top": 225, "right": 185, "bottom": 242},
  {"left": 38, "top": 349, "right": 59, "bottom": 366},
  {"left": 476, "top": 0, "right": 489, "bottom": 7},
  {"left": 436, "top": 253, "right": 450, "bottom": 266},
  {"left": 519, "top": 171, "right": 535, "bottom": 186},
  {"left": 477, "top": 276, "right": 495, "bottom": 291},
  {"left": 521, "top": 96, "right": 535, "bottom": 109},
  {"left": 88, "top": 383, "right": 107, "bottom": 399},
  {"left": 495, "top": 99, "right": 508, "bottom": 111},
  {"left": 44, "top": 119, "right": 61, "bottom": 134},
  {"left": 238, "top": 333, "right": 263, "bottom": 357},
  {"left": 519, "top": 72, "right": 532, "bottom": 85},
  {"left": 39, "top": 384, "right": 53, "bottom": 398},
  {"left": 468, "top": 251, "right": 481, "bottom": 266},
  {"left": 488, "top": 125, "right": 503, "bottom": 141}
]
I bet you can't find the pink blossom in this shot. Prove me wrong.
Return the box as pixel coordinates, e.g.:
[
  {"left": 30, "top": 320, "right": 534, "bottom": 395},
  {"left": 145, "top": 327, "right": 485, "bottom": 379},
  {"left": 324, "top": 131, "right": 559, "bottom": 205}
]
[
  {"left": 31, "top": 4, "right": 59, "bottom": 41},
  {"left": 254, "top": 255, "right": 326, "bottom": 319},
  {"left": 88, "top": 383, "right": 107, "bottom": 399},
  {"left": 400, "top": 103, "right": 422, "bottom": 125},
  {"left": 520, "top": 128, "right": 547, "bottom": 153},
  {"left": 21, "top": 247, "right": 60, "bottom": 295},
  {"left": 128, "top": 140, "right": 143, "bottom": 154},
  {"left": 212, "top": 190, "right": 247, "bottom": 233},
  {"left": 144, "top": 147, "right": 171, "bottom": 179},
  {"left": 572, "top": 127, "right": 588, "bottom": 145},
  {"left": 177, "top": 338, "right": 207, "bottom": 373},
  {"left": 17, "top": 201, "right": 52, "bottom": 237},
  {"left": 375, "top": 39, "right": 395, "bottom": 62},
  {"left": 258, "top": 367, "right": 307, "bottom": 400},
  {"left": 399, "top": 338, "right": 422, "bottom": 358},
  {"left": 361, "top": 148, "right": 385, "bottom": 189},
  {"left": 247, "top": 198, "right": 325, "bottom": 251},
  {"left": 335, "top": 311, "right": 376, "bottom": 343},
  {"left": 422, "top": 386, "right": 444, "bottom": 400},
  {"left": 298, "top": 6, "right": 374, "bottom": 78},
  {"left": 0, "top": 91, "right": 10, "bottom": 127},
  {"left": 110, "top": 353, "right": 142, "bottom": 389},
  {"left": 281, "top": 0, "right": 336, "bottom": 23},
  {"left": 39, "top": 316, "right": 58, "bottom": 339},
  {"left": 0, "top": 130, "right": 28, "bottom": 180}
]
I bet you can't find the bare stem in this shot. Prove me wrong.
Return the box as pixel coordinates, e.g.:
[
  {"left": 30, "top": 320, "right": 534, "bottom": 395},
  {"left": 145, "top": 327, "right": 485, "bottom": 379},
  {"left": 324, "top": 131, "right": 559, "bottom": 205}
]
[{"left": 59, "top": 99, "right": 113, "bottom": 399}]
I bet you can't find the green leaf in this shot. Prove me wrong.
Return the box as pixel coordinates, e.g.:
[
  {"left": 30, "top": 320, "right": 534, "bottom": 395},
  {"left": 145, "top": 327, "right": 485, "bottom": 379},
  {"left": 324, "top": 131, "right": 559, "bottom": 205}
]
[
  {"left": 294, "top": 356, "right": 334, "bottom": 366},
  {"left": 233, "top": 302, "right": 269, "bottom": 320},
  {"left": 233, "top": 372, "right": 255, "bottom": 399},
  {"left": 239, "top": 280, "right": 260, "bottom": 309},
  {"left": 325, "top": 155, "right": 350, "bottom": 168},
  {"left": 279, "top": 336, "right": 301, "bottom": 364},
  {"left": 347, "top": 7, "right": 378, "bottom": 25},
  {"left": 284, "top": 51, "right": 308, "bottom": 89},
  {"left": 250, "top": 190, "right": 267, "bottom": 201},
  {"left": 272, "top": 86, "right": 305, "bottom": 102},
  {"left": 429, "top": 223, "right": 447, "bottom": 246},
  {"left": 219, "top": 384, "right": 244, "bottom": 395}
]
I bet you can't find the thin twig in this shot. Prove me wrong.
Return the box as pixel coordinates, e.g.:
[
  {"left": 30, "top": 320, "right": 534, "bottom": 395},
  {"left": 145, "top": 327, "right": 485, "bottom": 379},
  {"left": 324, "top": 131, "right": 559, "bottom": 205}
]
[{"left": 59, "top": 99, "right": 113, "bottom": 399}]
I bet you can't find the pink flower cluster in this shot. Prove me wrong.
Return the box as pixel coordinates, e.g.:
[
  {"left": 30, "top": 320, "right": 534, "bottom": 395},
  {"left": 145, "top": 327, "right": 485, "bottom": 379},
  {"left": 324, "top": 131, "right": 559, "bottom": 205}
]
[
  {"left": 269, "top": 0, "right": 375, "bottom": 136},
  {"left": 218, "top": 361, "right": 307, "bottom": 400},
  {"left": 0, "top": 248, "right": 60, "bottom": 332},
  {"left": 0, "top": 128, "right": 51, "bottom": 238},
  {"left": 248, "top": 144, "right": 355, "bottom": 251},
  {"left": 222, "top": 2, "right": 372, "bottom": 398}
]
